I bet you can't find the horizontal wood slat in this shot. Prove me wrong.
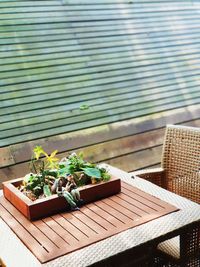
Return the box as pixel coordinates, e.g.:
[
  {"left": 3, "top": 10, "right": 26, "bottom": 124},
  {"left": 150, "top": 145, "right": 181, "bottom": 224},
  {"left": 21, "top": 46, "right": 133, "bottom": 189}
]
[
  {"left": 1, "top": 4, "right": 200, "bottom": 13},
  {"left": 1, "top": 105, "right": 200, "bottom": 186},
  {"left": 2, "top": 44, "right": 200, "bottom": 79},
  {"left": 0, "top": 181, "right": 178, "bottom": 263},
  {"left": 1, "top": 95, "right": 200, "bottom": 147},
  {"left": 1, "top": 86, "right": 200, "bottom": 129},
  {"left": 1, "top": 17, "right": 200, "bottom": 36},
  {"left": 1, "top": 0, "right": 200, "bottom": 187}
]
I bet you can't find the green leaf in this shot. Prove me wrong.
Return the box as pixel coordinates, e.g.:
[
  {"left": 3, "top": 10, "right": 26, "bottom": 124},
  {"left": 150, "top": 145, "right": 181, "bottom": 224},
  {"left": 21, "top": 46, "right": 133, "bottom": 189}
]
[
  {"left": 44, "top": 170, "right": 58, "bottom": 178},
  {"left": 26, "top": 183, "right": 35, "bottom": 191},
  {"left": 102, "top": 173, "right": 111, "bottom": 181},
  {"left": 79, "top": 104, "right": 89, "bottom": 110},
  {"left": 82, "top": 167, "right": 101, "bottom": 178},
  {"left": 43, "top": 185, "right": 52, "bottom": 197},
  {"left": 58, "top": 166, "right": 71, "bottom": 175},
  {"left": 59, "top": 163, "right": 66, "bottom": 169}
]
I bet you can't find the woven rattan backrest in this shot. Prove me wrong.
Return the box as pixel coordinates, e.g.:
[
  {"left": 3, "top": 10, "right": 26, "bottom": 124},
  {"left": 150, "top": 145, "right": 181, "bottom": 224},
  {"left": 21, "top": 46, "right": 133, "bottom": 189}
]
[{"left": 161, "top": 124, "right": 200, "bottom": 203}]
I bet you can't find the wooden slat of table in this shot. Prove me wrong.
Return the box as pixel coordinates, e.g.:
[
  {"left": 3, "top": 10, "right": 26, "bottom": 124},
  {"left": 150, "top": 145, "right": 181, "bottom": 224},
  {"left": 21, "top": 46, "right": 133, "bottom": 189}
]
[
  {"left": 43, "top": 215, "right": 78, "bottom": 246},
  {"left": 103, "top": 197, "right": 141, "bottom": 220},
  {"left": 77, "top": 204, "right": 115, "bottom": 230},
  {"left": 0, "top": 204, "right": 55, "bottom": 263},
  {"left": 61, "top": 211, "right": 98, "bottom": 238},
  {"left": 32, "top": 220, "right": 68, "bottom": 248},
  {"left": 0, "top": 197, "right": 58, "bottom": 252},
  {"left": 94, "top": 200, "right": 129, "bottom": 225},
  {"left": 123, "top": 182, "right": 168, "bottom": 208},
  {"left": 111, "top": 194, "right": 148, "bottom": 217},
  {"left": 0, "top": 182, "right": 179, "bottom": 263},
  {"left": 72, "top": 210, "right": 108, "bottom": 234}
]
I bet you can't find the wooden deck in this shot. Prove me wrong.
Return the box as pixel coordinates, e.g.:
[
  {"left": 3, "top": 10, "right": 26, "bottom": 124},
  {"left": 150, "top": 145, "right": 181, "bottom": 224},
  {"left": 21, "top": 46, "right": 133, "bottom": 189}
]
[
  {"left": 1, "top": 0, "right": 200, "bottom": 185},
  {"left": 0, "top": 181, "right": 178, "bottom": 263},
  {"left": 1, "top": 107, "right": 200, "bottom": 186}
]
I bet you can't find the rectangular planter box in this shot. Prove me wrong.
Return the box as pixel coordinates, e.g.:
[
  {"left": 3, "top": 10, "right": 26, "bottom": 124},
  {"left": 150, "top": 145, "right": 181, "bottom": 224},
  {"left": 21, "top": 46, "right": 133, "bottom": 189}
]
[{"left": 3, "top": 176, "right": 121, "bottom": 221}]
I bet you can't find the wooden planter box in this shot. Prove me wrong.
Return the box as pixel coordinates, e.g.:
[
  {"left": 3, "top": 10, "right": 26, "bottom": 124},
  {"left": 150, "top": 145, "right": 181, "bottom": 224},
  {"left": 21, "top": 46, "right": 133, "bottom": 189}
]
[{"left": 3, "top": 176, "right": 121, "bottom": 221}]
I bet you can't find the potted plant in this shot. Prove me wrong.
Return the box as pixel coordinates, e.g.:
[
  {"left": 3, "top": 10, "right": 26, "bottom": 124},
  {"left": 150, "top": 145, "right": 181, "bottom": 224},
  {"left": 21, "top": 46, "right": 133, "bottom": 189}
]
[{"left": 3, "top": 146, "right": 121, "bottom": 220}]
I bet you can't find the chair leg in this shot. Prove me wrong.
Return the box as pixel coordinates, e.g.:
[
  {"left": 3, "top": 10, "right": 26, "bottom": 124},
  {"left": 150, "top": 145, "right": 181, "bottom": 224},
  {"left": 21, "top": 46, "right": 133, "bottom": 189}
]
[
  {"left": 152, "top": 250, "right": 179, "bottom": 267},
  {"left": 153, "top": 222, "right": 200, "bottom": 267},
  {"left": 179, "top": 222, "right": 200, "bottom": 267}
]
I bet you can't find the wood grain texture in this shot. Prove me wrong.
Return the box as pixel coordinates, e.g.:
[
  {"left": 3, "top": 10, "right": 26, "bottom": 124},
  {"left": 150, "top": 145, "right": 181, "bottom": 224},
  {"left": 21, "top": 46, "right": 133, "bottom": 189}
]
[
  {"left": 8, "top": 105, "right": 200, "bottom": 164},
  {"left": 0, "top": 181, "right": 179, "bottom": 263},
  {"left": 3, "top": 176, "right": 121, "bottom": 220},
  {"left": 1, "top": 0, "right": 200, "bottom": 147},
  {"left": 1, "top": 107, "right": 200, "bottom": 187},
  {"left": 1, "top": 0, "right": 200, "bottom": 188}
]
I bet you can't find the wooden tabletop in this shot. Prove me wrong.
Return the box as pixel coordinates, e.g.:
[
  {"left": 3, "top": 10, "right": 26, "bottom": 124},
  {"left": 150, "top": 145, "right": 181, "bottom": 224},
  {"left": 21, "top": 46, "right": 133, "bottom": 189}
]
[
  {"left": 0, "top": 164, "right": 200, "bottom": 267},
  {"left": 0, "top": 181, "right": 178, "bottom": 264}
]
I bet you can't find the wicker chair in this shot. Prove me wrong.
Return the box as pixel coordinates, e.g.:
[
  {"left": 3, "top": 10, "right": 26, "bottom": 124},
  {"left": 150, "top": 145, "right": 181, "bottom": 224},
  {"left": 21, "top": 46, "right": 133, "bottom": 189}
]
[{"left": 132, "top": 124, "right": 200, "bottom": 267}]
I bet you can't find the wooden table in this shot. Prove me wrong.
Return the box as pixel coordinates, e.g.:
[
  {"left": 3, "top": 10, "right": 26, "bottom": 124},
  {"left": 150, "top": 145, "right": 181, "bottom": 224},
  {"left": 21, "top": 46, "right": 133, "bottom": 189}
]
[{"left": 0, "top": 164, "right": 200, "bottom": 267}]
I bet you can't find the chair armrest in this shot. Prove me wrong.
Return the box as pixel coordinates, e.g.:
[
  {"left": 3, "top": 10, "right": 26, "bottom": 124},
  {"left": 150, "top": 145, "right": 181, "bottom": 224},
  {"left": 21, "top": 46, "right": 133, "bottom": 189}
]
[{"left": 131, "top": 168, "right": 166, "bottom": 188}]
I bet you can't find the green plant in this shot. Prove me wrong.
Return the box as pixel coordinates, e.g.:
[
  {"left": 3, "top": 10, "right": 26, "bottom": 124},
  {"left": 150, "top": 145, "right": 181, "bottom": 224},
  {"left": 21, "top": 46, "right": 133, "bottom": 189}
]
[
  {"left": 59, "top": 152, "right": 111, "bottom": 183},
  {"left": 22, "top": 146, "right": 59, "bottom": 199},
  {"left": 23, "top": 173, "right": 52, "bottom": 198},
  {"left": 21, "top": 147, "right": 111, "bottom": 200}
]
